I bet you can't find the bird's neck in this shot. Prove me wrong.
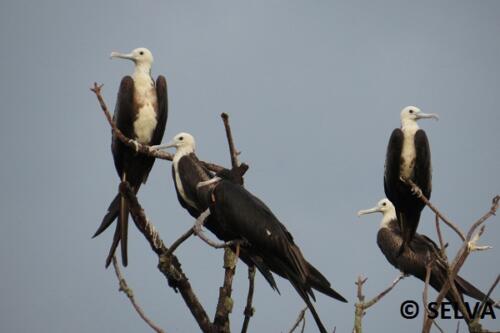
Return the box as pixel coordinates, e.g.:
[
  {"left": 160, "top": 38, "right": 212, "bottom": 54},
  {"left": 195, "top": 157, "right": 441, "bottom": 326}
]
[
  {"left": 401, "top": 119, "right": 420, "bottom": 133},
  {"left": 173, "top": 147, "right": 195, "bottom": 165},
  {"left": 133, "top": 63, "right": 152, "bottom": 80},
  {"left": 380, "top": 210, "right": 397, "bottom": 229}
]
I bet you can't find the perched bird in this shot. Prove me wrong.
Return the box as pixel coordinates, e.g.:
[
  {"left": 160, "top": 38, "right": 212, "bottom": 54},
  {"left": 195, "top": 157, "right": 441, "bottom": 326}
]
[
  {"left": 156, "top": 132, "right": 347, "bottom": 333},
  {"left": 384, "top": 106, "right": 438, "bottom": 252},
  {"left": 93, "top": 48, "right": 168, "bottom": 267},
  {"left": 358, "top": 198, "right": 498, "bottom": 313}
]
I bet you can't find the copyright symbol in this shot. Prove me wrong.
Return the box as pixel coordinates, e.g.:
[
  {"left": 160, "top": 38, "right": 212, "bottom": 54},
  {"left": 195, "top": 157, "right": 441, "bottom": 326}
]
[{"left": 400, "top": 300, "right": 419, "bottom": 319}]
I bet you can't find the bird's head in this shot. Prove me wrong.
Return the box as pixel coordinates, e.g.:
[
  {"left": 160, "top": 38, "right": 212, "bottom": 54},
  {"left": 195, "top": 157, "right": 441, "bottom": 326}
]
[
  {"left": 357, "top": 198, "right": 397, "bottom": 227},
  {"left": 153, "top": 132, "right": 196, "bottom": 155},
  {"left": 358, "top": 198, "right": 394, "bottom": 216},
  {"left": 110, "top": 47, "right": 154, "bottom": 67},
  {"left": 400, "top": 106, "right": 439, "bottom": 128}
]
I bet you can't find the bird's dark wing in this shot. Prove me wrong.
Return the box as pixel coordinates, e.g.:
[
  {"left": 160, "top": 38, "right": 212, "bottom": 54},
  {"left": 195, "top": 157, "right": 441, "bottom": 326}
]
[
  {"left": 413, "top": 130, "right": 432, "bottom": 199},
  {"left": 111, "top": 76, "right": 135, "bottom": 178},
  {"left": 384, "top": 128, "right": 403, "bottom": 208},
  {"left": 212, "top": 181, "right": 309, "bottom": 283},
  {"left": 152, "top": 76, "right": 168, "bottom": 146}
]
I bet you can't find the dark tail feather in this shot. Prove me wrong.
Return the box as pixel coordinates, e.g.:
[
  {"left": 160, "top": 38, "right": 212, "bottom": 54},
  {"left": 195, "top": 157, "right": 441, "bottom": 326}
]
[
  {"left": 397, "top": 211, "right": 420, "bottom": 256},
  {"left": 455, "top": 275, "right": 500, "bottom": 309},
  {"left": 119, "top": 193, "right": 129, "bottom": 267},
  {"left": 291, "top": 281, "right": 327, "bottom": 333},
  {"left": 250, "top": 257, "right": 280, "bottom": 294},
  {"left": 105, "top": 222, "right": 121, "bottom": 268},
  {"left": 93, "top": 194, "right": 120, "bottom": 238},
  {"left": 307, "top": 263, "right": 347, "bottom": 303}
]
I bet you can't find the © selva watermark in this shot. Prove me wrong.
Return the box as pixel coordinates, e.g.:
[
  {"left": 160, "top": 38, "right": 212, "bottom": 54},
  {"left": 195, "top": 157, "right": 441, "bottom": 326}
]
[{"left": 400, "top": 300, "right": 497, "bottom": 320}]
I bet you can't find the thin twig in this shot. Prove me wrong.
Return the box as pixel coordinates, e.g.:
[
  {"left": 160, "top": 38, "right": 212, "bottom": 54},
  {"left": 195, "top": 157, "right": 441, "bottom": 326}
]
[
  {"left": 221, "top": 113, "right": 241, "bottom": 168},
  {"left": 434, "top": 213, "right": 446, "bottom": 257},
  {"left": 422, "top": 195, "right": 500, "bottom": 333},
  {"left": 364, "top": 273, "right": 405, "bottom": 309},
  {"left": 475, "top": 274, "right": 500, "bottom": 321},
  {"left": 91, "top": 83, "right": 225, "bottom": 173},
  {"left": 240, "top": 266, "right": 256, "bottom": 333},
  {"left": 166, "top": 229, "right": 194, "bottom": 256},
  {"left": 112, "top": 256, "right": 166, "bottom": 333},
  {"left": 289, "top": 307, "right": 307, "bottom": 333},
  {"left": 405, "top": 179, "right": 466, "bottom": 241},
  {"left": 353, "top": 274, "right": 404, "bottom": 333}
]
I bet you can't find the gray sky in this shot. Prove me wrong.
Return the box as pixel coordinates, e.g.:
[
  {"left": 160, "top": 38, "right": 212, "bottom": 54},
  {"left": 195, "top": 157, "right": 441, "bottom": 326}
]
[{"left": 1, "top": 1, "right": 499, "bottom": 332}]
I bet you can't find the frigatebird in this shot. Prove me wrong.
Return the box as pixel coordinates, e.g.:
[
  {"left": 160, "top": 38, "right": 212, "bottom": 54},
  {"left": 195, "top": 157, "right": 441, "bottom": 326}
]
[
  {"left": 384, "top": 106, "right": 438, "bottom": 252},
  {"left": 93, "top": 48, "right": 168, "bottom": 267},
  {"left": 358, "top": 198, "right": 499, "bottom": 312},
  {"left": 155, "top": 132, "right": 347, "bottom": 333}
]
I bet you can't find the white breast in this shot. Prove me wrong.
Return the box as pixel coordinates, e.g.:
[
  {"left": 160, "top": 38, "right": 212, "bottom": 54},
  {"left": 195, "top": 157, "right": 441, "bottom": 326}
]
[
  {"left": 173, "top": 154, "right": 198, "bottom": 210},
  {"left": 133, "top": 73, "right": 157, "bottom": 144},
  {"left": 400, "top": 127, "right": 417, "bottom": 179}
]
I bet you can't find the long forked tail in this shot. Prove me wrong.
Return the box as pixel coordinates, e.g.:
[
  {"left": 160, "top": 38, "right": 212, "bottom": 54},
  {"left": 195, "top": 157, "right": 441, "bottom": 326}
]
[
  {"left": 93, "top": 191, "right": 129, "bottom": 267},
  {"left": 455, "top": 275, "right": 500, "bottom": 310},
  {"left": 307, "top": 263, "right": 348, "bottom": 303}
]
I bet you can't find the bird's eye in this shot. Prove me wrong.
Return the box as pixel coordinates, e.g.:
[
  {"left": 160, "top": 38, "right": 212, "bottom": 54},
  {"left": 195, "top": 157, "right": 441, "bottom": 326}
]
[
  {"left": 382, "top": 202, "right": 387, "bottom": 206},
  {"left": 409, "top": 110, "right": 414, "bottom": 114},
  {"left": 139, "top": 51, "right": 144, "bottom": 55},
  {"left": 179, "top": 136, "right": 184, "bottom": 141}
]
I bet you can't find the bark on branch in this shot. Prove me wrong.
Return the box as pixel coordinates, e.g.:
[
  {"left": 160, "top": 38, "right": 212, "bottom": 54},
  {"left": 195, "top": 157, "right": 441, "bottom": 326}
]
[
  {"left": 422, "top": 195, "right": 500, "bottom": 333},
  {"left": 119, "top": 181, "right": 214, "bottom": 333}
]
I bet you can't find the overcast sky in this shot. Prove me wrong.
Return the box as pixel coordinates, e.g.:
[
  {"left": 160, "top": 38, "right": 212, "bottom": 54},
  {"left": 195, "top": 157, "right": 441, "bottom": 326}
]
[{"left": 1, "top": 1, "right": 499, "bottom": 332}]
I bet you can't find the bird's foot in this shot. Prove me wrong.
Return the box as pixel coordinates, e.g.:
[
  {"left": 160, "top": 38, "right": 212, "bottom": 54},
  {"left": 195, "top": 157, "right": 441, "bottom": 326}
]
[
  {"left": 128, "top": 139, "right": 140, "bottom": 152},
  {"left": 468, "top": 231, "right": 492, "bottom": 252},
  {"left": 467, "top": 242, "right": 492, "bottom": 252},
  {"left": 196, "top": 177, "right": 222, "bottom": 189}
]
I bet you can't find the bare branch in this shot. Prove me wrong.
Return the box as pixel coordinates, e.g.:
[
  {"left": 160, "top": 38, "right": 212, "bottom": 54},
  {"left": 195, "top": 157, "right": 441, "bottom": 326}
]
[
  {"left": 353, "top": 274, "right": 404, "bottom": 333},
  {"left": 405, "top": 179, "right": 466, "bottom": 241},
  {"left": 240, "top": 266, "right": 256, "bottom": 333},
  {"left": 214, "top": 248, "right": 238, "bottom": 333},
  {"left": 166, "top": 229, "right": 194, "bottom": 257},
  {"left": 221, "top": 113, "right": 241, "bottom": 168},
  {"left": 364, "top": 273, "right": 405, "bottom": 309},
  {"left": 119, "top": 181, "right": 214, "bottom": 333},
  {"left": 112, "top": 256, "right": 166, "bottom": 333},
  {"left": 434, "top": 213, "right": 447, "bottom": 257},
  {"left": 422, "top": 195, "right": 500, "bottom": 333},
  {"left": 288, "top": 307, "right": 307, "bottom": 333},
  {"left": 475, "top": 274, "right": 500, "bottom": 321}
]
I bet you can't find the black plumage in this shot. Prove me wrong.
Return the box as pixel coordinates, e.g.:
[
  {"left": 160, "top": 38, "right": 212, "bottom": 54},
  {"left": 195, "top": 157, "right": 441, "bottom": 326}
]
[{"left": 164, "top": 133, "right": 347, "bottom": 333}]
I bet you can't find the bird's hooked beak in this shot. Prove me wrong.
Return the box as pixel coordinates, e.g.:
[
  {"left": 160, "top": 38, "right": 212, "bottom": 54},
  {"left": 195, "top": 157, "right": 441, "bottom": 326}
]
[
  {"left": 416, "top": 112, "right": 439, "bottom": 121},
  {"left": 151, "top": 140, "right": 177, "bottom": 151},
  {"left": 357, "top": 206, "right": 380, "bottom": 217},
  {"left": 110, "top": 51, "right": 135, "bottom": 61}
]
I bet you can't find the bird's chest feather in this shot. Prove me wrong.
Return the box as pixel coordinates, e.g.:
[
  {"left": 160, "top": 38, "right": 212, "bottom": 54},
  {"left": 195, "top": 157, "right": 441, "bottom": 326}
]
[
  {"left": 400, "top": 128, "right": 417, "bottom": 179},
  {"left": 133, "top": 75, "right": 158, "bottom": 144}
]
